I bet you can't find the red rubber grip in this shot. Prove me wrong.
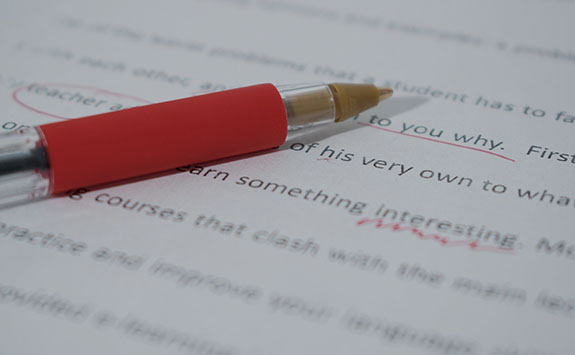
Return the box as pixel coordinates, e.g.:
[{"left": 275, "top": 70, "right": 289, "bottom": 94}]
[{"left": 39, "top": 84, "right": 287, "bottom": 193}]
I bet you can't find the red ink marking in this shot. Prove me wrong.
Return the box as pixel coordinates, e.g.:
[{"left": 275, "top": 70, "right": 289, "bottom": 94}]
[
  {"left": 317, "top": 157, "right": 335, "bottom": 162},
  {"left": 356, "top": 218, "right": 514, "bottom": 254},
  {"left": 12, "top": 83, "right": 151, "bottom": 120},
  {"left": 357, "top": 122, "right": 515, "bottom": 162}
]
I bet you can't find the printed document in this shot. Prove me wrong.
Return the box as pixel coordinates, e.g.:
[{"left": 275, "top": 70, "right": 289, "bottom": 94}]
[{"left": 1, "top": 0, "right": 574, "bottom": 354}]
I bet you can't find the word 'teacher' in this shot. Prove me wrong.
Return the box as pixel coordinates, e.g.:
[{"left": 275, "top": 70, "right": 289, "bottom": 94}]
[{"left": 0, "top": 1, "right": 574, "bottom": 354}]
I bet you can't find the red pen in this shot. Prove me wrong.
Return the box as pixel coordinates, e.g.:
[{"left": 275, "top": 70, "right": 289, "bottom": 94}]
[{"left": 0, "top": 83, "right": 392, "bottom": 207}]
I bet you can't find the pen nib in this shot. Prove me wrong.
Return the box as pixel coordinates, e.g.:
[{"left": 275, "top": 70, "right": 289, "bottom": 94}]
[
  {"left": 327, "top": 83, "right": 394, "bottom": 122},
  {"left": 377, "top": 87, "right": 393, "bottom": 101}
]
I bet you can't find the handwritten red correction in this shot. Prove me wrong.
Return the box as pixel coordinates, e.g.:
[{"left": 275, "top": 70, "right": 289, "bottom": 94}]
[
  {"left": 357, "top": 122, "right": 515, "bottom": 162},
  {"left": 357, "top": 218, "right": 515, "bottom": 254},
  {"left": 13, "top": 83, "right": 151, "bottom": 120}
]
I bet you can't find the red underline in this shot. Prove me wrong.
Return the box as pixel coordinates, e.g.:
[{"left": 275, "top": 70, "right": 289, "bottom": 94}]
[
  {"left": 357, "top": 122, "right": 515, "bottom": 162},
  {"left": 357, "top": 219, "right": 515, "bottom": 254}
]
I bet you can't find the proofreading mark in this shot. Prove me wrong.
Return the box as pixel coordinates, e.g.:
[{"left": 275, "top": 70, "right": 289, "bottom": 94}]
[
  {"left": 12, "top": 83, "right": 151, "bottom": 120},
  {"left": 357, "top": 122, "right": 515, "bottom": 162},
  {"left": 316, "top": 157, "right": 337, "bottom": 163},
  {"left": 357, "top": 218, "right": 515, "bottom": 254}
]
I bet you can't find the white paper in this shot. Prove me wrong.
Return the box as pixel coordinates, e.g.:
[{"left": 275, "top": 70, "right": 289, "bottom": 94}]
[{"left": 1, "top": 1, "right": 574, "bottom": 354}]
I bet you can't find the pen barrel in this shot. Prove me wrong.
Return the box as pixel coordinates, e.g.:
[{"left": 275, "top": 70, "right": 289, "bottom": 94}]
[
  {"left": 279, "top": 83, "right": 336, "bottom": 130},
  {"left": 0, "top": 128, "right": 51, "bottom": 207},
  {"left": 38, "top": 83, "right": 287, "bottom": 194}
]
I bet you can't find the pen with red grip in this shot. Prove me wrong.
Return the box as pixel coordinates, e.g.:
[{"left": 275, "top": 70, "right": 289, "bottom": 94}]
[{"left": 0, "top": 82, "right": 391, "bottom": 207}]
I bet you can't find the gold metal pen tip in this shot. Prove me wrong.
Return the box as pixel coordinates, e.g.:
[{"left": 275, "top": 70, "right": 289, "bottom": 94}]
[
  {"left": 377, "top": 87, "right": 393, "bottom": 101},
  {"left": 327, "top": 83, "right": 393, "bottom": 122}
]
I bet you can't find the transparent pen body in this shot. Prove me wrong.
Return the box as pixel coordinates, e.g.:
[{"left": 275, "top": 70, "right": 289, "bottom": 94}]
[
  {"left": 279, "top": 83, "right": 337, "bottom": 130},
  {"left": 0, "top": 128, "right": 51, "bottom": 208}
]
